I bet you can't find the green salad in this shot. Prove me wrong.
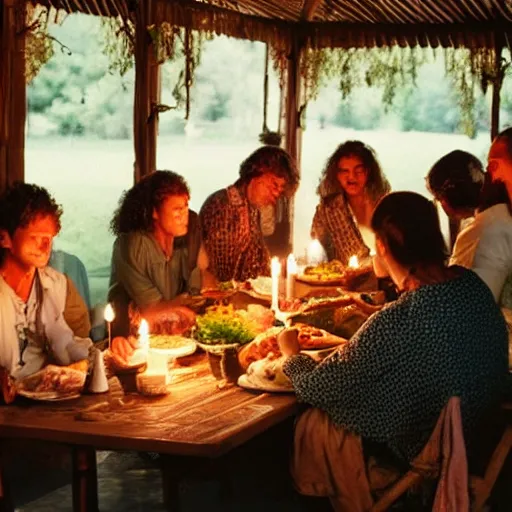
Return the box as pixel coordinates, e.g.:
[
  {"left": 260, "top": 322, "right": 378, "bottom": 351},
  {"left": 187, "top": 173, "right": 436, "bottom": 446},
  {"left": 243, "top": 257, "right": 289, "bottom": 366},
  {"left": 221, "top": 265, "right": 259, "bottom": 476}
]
[{"left": 195, "top": 305, "right": 256, "bottom": 345}]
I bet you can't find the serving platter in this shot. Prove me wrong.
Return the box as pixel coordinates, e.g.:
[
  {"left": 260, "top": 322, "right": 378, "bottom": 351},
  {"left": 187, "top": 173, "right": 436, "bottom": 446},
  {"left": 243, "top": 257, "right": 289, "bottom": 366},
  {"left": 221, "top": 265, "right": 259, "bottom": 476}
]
[
  {"left": 150, "top": 337, "right": 197, "bottom": 358},
  {"left": 237, "top": 374, "right": 294, "bottom": 394},
  {"left": 17, "top": 390, "right": 82, "bottom": 402}
]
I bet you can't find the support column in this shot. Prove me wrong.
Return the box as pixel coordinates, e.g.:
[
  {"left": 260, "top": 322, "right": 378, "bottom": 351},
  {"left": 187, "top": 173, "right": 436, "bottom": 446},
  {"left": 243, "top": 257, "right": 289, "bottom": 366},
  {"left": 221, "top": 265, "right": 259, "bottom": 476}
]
[
  {"left": 133, "top": 0, "right": 160, "bottom": 182},
  {"left": 0, "top": 0, "right": 26, "bottom": 194},
  {"left": 490, "top": 39, "right": 504, "bottom": 141}
]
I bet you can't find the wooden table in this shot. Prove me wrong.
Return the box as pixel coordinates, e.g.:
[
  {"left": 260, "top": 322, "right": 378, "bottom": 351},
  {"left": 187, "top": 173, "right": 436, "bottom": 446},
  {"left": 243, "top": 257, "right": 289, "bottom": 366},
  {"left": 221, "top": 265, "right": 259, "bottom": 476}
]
[{"left": 0, "top": 354, "right": 298, "bottom": 511}]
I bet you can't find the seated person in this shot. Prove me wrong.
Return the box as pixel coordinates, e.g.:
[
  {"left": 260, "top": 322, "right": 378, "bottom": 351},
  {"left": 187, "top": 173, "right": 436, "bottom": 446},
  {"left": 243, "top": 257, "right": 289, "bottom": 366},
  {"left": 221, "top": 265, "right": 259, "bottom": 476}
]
[
  {"left": 199, "top": 146, "right": 299, "bottom": 282},
  {"left": 311, "top": 140, "right": 390, "bottom": 264},
  {"left": 280, "top": 192, "right": 508, "bottom": 510},
  {"left": 427, "top": 150, "right": 512, "bottom": 306},
  {"left": 108, "top": 171, "right": 204, "bottom": 336},
  {"left": 0, "top": 183, "right": 92, "bottom": 379}
]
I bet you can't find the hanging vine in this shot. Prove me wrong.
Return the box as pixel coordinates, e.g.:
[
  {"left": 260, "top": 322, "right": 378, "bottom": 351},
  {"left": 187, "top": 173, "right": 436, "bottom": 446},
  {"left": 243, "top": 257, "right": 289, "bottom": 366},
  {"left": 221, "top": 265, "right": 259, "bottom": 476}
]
[
  {"left": 22, "top": 5, "right": 67, "bottom": 84},
  {"left": 101, "top": 16, "right": 135, "bottom": 76}
]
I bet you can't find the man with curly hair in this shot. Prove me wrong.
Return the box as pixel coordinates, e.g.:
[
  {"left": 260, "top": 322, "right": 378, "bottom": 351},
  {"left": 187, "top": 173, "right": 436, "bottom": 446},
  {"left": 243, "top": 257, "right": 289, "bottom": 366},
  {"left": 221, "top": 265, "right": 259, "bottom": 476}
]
[
  {"left": 109, "top": 171, "right": 206, "bottom": 336},
  {"left": 0, "top": 183, "right": 92, "bottom": 379},
  {"left": 199, "top": 146, "right": 299, "bottom": 282}
]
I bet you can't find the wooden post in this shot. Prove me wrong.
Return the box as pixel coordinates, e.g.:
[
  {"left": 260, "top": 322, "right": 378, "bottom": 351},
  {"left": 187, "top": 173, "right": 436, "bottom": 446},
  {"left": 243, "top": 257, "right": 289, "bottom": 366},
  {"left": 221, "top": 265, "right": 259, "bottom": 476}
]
[
  {"left": 72, "top": 445, "right": 98, "bottom": 512},
  {"left": 490, "top": 39, "right": 504, "bottom": 141},
  {"left": 0, "top": 0, "right": 26, "bottom": 194},
  {"left": 284, "top": 35, "right": 302, "bottom": 169},
  {"left": 133, "top": 0, "right": 160, "bottom": 183}
]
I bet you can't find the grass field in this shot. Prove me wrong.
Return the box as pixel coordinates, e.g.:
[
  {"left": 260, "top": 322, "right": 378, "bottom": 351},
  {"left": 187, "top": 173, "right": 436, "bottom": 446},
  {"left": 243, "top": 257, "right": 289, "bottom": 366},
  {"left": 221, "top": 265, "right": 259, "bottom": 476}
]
[{"left": 25, "top": 126, "right": 491, "bottom": 305}]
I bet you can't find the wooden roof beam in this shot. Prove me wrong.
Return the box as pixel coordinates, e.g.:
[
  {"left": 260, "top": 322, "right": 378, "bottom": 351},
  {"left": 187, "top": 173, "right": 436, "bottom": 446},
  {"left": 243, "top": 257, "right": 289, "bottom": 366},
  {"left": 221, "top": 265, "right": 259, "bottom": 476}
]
[{"left": 302, "top": 0, "right": 323, "bottom": 21}]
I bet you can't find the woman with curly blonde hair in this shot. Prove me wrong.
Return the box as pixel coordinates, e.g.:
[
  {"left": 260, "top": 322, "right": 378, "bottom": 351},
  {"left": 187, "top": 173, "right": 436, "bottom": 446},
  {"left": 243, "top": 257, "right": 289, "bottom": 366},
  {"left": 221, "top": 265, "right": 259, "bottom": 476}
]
[{"left": 312, "top": 140, "right": 390, "bottom": 264}]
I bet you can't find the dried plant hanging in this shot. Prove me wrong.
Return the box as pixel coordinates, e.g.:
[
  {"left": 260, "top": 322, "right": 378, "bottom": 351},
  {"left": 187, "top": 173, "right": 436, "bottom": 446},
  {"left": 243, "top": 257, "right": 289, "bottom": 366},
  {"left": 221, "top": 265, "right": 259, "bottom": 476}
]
[
  {"left": 23, "top": 5, "right": 66, "bottom": 84},
  {"left": 101, "top": 15, "right": 135, "bottom": 76}
]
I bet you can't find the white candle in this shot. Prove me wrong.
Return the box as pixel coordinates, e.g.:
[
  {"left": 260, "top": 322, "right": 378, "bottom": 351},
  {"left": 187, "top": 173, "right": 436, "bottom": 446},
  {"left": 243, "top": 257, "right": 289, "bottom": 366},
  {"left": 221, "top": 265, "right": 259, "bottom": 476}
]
[
  {"left": 286, "top": 253, "right": 297, "bottom": 300},
  {"left": 307, "top": 239, "right": 325, "bottom": 265},
  {"left": 104, "top": 303, "right": 115, "bottom": 349},
  {"left": 138, "top": 319, "right": 150, "bottom": 353},
  {"left": 271, "top": 257, "right": 281, "bottom": 312},
  {"left": 348, "top": 255, "right": 359, "bottom": 269}
]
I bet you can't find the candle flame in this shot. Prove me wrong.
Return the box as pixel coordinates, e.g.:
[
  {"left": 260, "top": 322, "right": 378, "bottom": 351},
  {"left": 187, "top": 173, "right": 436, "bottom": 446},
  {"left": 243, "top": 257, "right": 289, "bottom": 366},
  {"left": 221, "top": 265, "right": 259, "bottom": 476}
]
[
  {"left": 348, "top": 255, "right": 359, "bottom": 269},
  {"left": 104, "top": 303, "right": 115, "bottom": 322},
  {"left": 138, "top": 319, "right": 149, "bottom": 337}
]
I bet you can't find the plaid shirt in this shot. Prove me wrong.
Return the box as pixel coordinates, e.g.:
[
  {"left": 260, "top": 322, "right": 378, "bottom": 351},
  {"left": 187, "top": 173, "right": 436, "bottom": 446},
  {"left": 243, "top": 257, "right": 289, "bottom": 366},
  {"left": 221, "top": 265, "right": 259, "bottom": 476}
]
[
  {"left": 311, "top": 193, "right": 370, "bottom": 265},
  {"left": 200, "top": 183, "right": 270, "bottom": 282}
]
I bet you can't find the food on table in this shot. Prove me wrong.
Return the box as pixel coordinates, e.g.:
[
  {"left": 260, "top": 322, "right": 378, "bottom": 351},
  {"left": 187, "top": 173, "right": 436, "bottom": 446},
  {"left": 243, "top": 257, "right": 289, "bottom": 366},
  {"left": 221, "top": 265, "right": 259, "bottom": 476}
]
[
  {"left": 148, "top": 335, "right": 197, "bottom": 358},
  {"left": 195, "top": 304, "right": 257, "bottom": 345},
  {"left": 67, "top": 359, "right": 89, "bottom": 374},
  {"left": 129, "top": 305, "right": 195, "bottom": 336},
  {"left": 289, "top": 303, "right": 370, "bottom": 340},
  {"left": 111, "top": 336, "right": 147, "bottom": 368},
  {"left": 297, "top": 259, "right": 373, "bottom": 286},
  {"left": 17, "top": 365, "right": 86, "bottom": 395},
  {"left": 247, "top": 276, "right": 273, "bottom": 297},
  {"left": 0, "top": 367, "right": 16, "bottom": 404},
  {"left": 238, "top": 325, "right": 348, "bottom": 371},
  {"left": 238, "top": 353, "right": 293, "bottom": 392}
]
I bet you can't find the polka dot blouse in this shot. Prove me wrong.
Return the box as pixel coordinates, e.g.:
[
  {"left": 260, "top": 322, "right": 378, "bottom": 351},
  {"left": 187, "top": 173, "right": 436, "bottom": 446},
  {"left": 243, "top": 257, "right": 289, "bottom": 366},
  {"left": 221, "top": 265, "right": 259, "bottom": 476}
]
[{"left": 283, "top": 267, "right": 509, "bottom": 462}]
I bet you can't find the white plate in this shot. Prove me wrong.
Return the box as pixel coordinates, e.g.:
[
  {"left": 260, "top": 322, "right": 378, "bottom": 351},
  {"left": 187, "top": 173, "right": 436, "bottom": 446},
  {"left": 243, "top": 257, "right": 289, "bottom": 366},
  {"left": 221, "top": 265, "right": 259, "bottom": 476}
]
[
  {"left": 17, "top": 390, "right": 82, "bottom": 402},
  {"left": 237, "top": 374, "right": 294, "bottom": 394},
  {"left": 149, "top": 338, "right": 197, "bottom": 358}
]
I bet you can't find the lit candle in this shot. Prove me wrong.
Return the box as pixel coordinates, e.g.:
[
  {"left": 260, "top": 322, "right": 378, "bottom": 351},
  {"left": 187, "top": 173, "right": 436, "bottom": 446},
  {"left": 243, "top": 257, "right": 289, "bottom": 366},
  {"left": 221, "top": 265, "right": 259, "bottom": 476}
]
[
  {"left": 307, "top": 239, "right": 325, "bottom": 265},
  {"left": 104, "top": 303, "right": 115, "bottom": 349},
  {"left": 286, "top": 253, "right": 297, "bottom": 301},
  {"left": 138, "top": 319, "right": 150, "bottom": 354},
  {"left": 271, "top": 257, "right": 281, "bottom": 312},
  {"left": 348, "top": 255, "right": 359, "bottom": 269}
]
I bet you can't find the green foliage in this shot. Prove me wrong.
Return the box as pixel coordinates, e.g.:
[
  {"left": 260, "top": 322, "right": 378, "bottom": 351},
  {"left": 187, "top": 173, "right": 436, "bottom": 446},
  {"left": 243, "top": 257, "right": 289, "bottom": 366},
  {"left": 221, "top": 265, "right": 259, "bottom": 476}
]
[{"left": 101, "top": 16, "right": 134, "bottom": 76}]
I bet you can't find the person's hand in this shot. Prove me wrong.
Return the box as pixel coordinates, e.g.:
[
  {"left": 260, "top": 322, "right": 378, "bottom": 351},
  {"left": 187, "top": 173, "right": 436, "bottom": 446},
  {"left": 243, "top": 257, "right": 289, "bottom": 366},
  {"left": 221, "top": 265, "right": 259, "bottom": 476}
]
[
  {"left": 277, "top": 328, "right": 301, "bottom": 357},
  {"left": 111, "top": 336, "right": 137, "bottom": 364}
]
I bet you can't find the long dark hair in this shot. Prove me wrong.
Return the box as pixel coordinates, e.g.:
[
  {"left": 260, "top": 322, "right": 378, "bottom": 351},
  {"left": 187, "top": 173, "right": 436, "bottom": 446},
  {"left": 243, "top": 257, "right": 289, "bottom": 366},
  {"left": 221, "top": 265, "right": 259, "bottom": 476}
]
[
  {"left": 426, "top": 150, "right": 484, "bottom": 211},
  {"left": 317, "top": 140, "right": 390, "bottom": 200},
  {"left": 236, "top": 146, "right": 299, "bottom": 196},
  {"left": 110, "top": 171, "right": 190, "bottom": 236},
  {"left": 371, "top": 191, "right": 448, "bottom": 268}
]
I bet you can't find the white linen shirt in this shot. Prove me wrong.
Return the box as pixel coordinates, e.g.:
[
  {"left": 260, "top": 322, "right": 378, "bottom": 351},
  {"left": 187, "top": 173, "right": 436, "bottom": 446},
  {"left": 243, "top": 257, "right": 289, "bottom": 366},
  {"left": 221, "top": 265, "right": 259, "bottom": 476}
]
[
  {"left": 450, "top": 204, "right": 512, "bottom": 303},
  {"left": 0, "top": 267, "right": 92, "bottom": 379}
]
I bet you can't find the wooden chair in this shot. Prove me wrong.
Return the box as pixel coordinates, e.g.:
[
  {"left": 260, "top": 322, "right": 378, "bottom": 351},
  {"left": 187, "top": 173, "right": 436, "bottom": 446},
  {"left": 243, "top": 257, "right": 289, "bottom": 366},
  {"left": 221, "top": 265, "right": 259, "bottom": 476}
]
[
  {"left": 370, "top": 400, "right": 512, "bottom": 512},
  {"left": 470, "top": 402, "right": 512, "bottom": 511}
]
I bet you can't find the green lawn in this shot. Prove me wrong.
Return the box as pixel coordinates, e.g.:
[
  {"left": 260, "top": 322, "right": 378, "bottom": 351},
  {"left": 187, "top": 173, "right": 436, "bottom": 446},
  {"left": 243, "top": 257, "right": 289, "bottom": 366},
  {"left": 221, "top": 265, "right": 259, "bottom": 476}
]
[{"left": 25, "top": 126, "right": 491, "bottom": 305}]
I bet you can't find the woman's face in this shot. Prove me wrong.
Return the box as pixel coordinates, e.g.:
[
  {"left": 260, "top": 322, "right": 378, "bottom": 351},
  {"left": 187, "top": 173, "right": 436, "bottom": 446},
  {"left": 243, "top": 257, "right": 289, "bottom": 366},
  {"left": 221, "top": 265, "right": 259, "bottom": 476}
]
[{"left": 337, "top": 155, "right": 368, "bottom": 198}]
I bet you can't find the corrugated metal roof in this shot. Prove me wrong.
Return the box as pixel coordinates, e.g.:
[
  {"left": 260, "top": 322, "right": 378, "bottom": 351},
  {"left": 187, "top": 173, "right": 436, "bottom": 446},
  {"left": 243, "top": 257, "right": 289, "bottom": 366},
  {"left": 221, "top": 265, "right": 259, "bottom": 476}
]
[{"left": 33, "top": 0, "right": 512, "bottom": 49}]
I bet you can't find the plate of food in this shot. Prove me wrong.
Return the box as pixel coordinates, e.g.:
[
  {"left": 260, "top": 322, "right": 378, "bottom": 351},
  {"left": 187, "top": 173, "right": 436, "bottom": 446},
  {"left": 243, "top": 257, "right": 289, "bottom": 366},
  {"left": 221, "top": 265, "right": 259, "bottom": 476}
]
[
  {"left": 16, "top": 365, "right": 87, "bottom": 402},
  {"left": 149, "top": 335, "right": 197, "bottom": 358},
  {"left": 296, "top": 260, "right": 347, "bottom": 285},
  {"left": 237, "top": 354, "right": 294, "bottom": 393}
]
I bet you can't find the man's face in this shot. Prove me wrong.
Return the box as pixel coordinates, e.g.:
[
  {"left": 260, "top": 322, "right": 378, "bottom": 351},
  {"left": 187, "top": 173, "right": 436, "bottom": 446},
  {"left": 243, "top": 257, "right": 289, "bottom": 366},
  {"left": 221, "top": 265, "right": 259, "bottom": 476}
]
[
  {"left": 249, "top": 173, "right": 287, "bottom": 207},
  {"left": 2, "top": 214, "right": 58, "bottom": 271},
  {"left": 153, "top": 194, "right": 189, "bottom": 238},
  {"left": 337, "top": 155, "right": 368, "bottom": 198},
  {"left": 488, "top": 139, "right": 512, "bottom": 185}
]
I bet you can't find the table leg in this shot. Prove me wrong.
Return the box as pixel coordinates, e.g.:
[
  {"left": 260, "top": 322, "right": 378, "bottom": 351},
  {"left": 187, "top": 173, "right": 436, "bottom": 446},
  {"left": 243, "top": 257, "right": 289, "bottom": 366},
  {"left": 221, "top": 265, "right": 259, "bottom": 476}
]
[
  {"left": 161, "top": 455, "right": 181, "bottom": 512},
  {"left": 0, "top": 446, "right": 13, "bottom": 512},
  {"left": 72, "top": 446, "right": 98, "bottom": 512}
]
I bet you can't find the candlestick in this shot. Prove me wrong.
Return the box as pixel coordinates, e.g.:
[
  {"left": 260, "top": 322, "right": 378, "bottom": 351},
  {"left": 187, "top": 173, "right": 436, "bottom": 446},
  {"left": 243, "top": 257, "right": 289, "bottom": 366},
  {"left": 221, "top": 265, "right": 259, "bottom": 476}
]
[
  {"left": 286, "top": 253, "right": 297, "bottom": 301},
  {"left": 348, "top": 255, "right": 359, "bottom": 269},
  {"left": 104, "top": 303, "right": 115, "bottom": 349},
  {"left": 307, "top": 239, "right": 325, "bottom": 266},
  {"left": 271, "top": 257, "right": 281, "bottom": 312}
]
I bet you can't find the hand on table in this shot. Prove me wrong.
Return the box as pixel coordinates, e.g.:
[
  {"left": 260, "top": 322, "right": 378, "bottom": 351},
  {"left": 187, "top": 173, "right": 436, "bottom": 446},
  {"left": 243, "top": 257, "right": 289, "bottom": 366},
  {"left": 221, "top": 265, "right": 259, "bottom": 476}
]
[{"left": 277, "top": 328, "right": 301, "bottom": 357}]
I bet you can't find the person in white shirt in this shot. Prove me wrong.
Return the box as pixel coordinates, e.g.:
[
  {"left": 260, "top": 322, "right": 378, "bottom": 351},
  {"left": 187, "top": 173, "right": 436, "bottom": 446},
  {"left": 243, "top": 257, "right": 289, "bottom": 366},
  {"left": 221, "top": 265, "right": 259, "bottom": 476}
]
[
  {"left": 427, "top": 150, "right": 512, "bottom": 367},
  {"left": 0, "top": 183, "right": 92, "bottom": 379}
]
